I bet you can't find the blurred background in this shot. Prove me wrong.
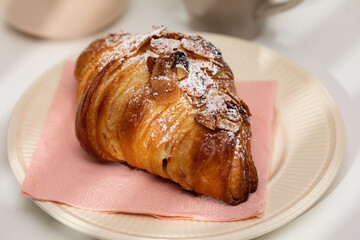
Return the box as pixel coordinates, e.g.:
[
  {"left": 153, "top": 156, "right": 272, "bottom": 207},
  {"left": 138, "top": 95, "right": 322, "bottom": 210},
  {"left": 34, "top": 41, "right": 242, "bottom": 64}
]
[{"left": 0, "top": 0, "right": 359, "bottom": 239}]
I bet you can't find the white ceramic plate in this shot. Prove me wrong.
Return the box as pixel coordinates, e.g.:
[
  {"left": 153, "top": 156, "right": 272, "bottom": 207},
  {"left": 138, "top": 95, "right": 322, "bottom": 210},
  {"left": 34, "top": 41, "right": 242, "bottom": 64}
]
[{"left": 8, "top": 33, "right": 344, "bottom": 240}]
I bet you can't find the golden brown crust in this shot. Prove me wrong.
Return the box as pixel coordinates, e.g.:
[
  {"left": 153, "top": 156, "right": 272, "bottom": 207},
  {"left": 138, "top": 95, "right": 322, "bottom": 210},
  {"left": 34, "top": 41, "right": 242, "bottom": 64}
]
[{"left": 75, "top": 26, "right": 258, "bottom": 205}]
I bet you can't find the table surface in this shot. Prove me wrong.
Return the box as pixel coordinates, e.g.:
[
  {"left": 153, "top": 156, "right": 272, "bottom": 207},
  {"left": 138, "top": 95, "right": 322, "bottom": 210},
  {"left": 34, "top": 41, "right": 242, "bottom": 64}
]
[{"left": 1, "top": 0, "right": 359, "bottom": 239}]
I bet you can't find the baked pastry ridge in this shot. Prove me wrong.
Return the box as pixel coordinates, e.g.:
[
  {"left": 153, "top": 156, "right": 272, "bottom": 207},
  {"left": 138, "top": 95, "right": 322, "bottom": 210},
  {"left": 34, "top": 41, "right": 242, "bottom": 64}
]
[{"left": 75, "top": 27, "right": 258, "bottom": 205}]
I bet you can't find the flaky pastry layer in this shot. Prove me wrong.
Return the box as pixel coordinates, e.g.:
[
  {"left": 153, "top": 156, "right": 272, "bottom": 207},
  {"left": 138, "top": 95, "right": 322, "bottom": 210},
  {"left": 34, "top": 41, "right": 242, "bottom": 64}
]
[{"left": 75, "top": 27, "right": 258, "bottom": 205}]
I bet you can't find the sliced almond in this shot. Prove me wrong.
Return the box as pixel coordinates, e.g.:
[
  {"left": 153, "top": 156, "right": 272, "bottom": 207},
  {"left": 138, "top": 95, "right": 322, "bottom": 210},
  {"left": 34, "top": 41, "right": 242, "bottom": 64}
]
[
  {"left": 150, "top": 79, "right": 180, "bottom": 104},
  {"left": 176, "top": 66, "right": 188, "bottom": 80}
]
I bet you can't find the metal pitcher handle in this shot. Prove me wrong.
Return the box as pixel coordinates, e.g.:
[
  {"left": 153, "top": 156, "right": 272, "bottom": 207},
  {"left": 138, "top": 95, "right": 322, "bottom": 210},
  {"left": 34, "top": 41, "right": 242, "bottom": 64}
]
[{"left": 256, "top": 0, "right": 303, "bottom": 19}]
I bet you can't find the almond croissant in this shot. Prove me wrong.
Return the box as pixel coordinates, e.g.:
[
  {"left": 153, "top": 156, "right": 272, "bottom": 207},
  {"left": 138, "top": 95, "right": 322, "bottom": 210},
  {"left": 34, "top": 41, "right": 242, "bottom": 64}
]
[{"left": 75, "top": 27, "right": 258, "bottom": 205}]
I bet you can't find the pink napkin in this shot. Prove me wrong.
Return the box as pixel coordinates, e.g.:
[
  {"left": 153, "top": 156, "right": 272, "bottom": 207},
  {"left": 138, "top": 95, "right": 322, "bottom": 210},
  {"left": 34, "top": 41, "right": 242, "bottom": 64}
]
[{"left": 22, "top": 61, "right": 276, "bottom": 221}]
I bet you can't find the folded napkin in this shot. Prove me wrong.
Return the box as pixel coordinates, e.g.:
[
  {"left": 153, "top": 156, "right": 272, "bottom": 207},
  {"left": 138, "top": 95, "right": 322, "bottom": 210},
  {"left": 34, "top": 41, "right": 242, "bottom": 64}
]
[{"left": 22, "top": 61, "right": 276, "bottom": 221}]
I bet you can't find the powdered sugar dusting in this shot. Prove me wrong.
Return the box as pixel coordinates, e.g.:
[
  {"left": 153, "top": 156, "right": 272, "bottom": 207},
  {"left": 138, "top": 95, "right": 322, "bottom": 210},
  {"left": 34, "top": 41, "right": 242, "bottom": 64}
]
[
  {"left": 93, "top": 27, "right": 168, "bottom": 71},
  {"left": 150, "top": 115, "right": 168, "bottom": 139},
  {"left": 158, "top": 117, "right": 179, "bottom": 146},
  {"left": 178, "top": 59, "right": 214, "bottom": 98},
  {"left": 150, "top": 38, "right": 181, "bottom": 55},
  {"left": 181, "top": 35, "right": 222, "bottom": 59},
  {"left": 86, "top": 26, "right": 249, "bottom": 133},
  {"left": 202, "top": 89, "right": 227, "bottom": 114}
]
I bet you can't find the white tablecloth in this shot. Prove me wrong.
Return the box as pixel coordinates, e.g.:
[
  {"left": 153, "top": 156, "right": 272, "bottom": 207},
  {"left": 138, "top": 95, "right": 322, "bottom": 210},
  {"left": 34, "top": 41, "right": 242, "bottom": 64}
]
[{"left": 1, "top": 0, "right": 359, "bottom": 239}]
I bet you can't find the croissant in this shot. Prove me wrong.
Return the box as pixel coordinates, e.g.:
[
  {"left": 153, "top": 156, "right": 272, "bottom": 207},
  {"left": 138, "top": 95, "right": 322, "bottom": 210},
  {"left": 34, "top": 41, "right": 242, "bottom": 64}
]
[{"left": 75, "top": 27, "right": 258, "bottom": 205}]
